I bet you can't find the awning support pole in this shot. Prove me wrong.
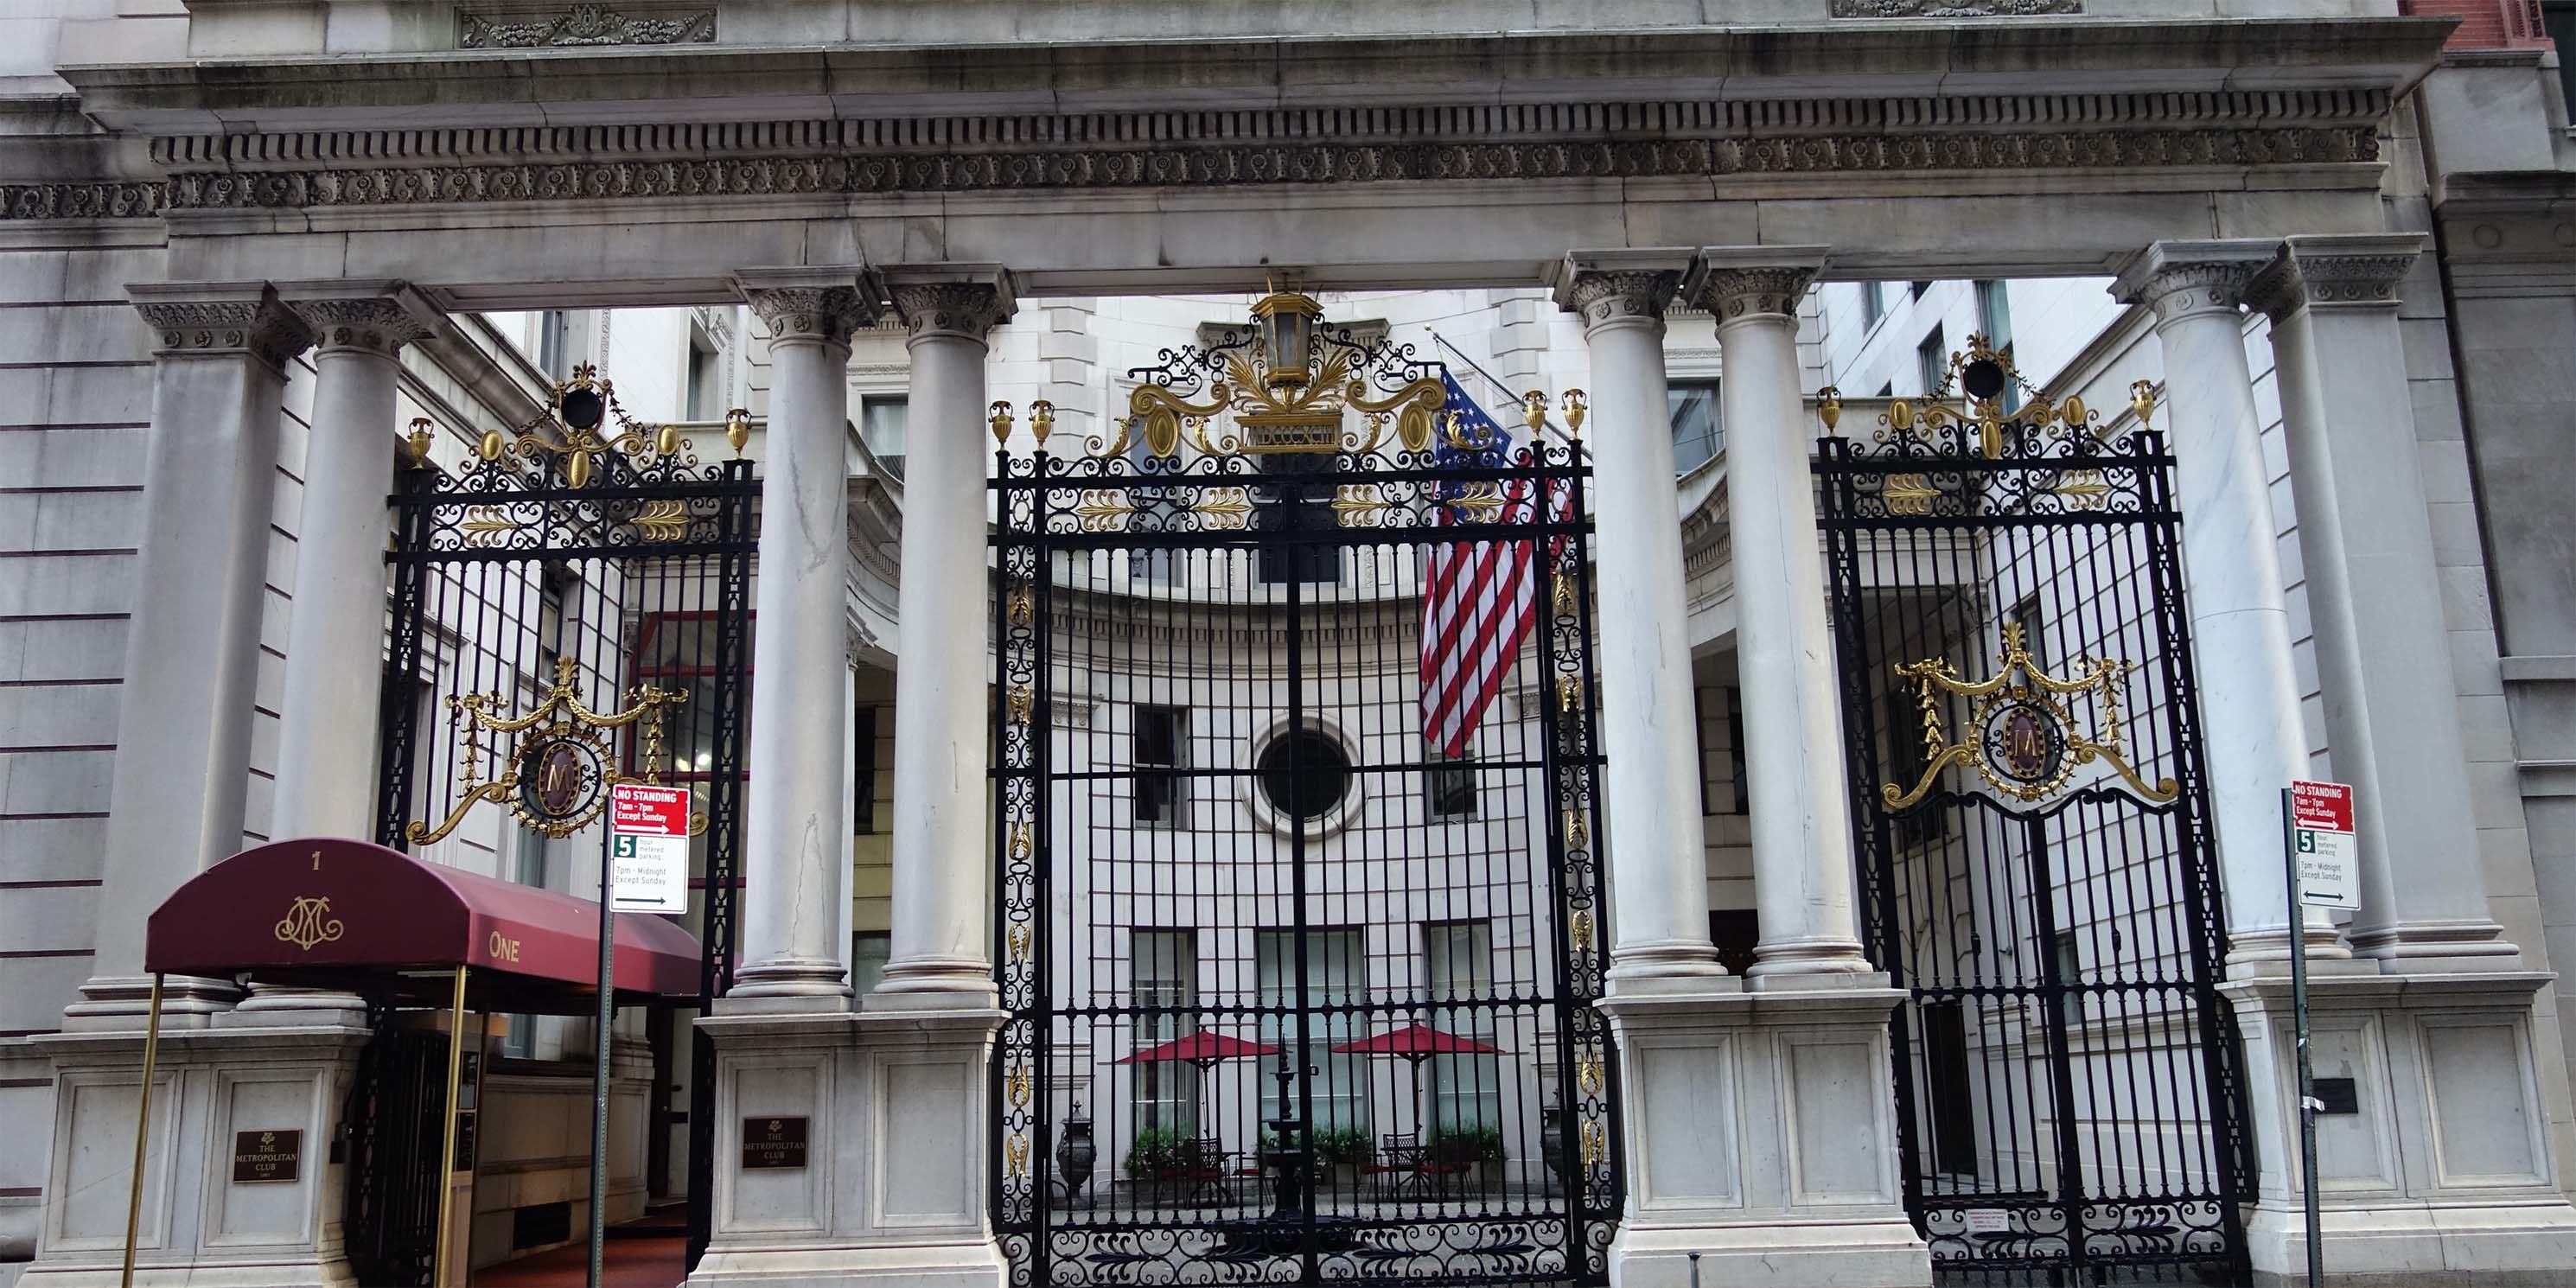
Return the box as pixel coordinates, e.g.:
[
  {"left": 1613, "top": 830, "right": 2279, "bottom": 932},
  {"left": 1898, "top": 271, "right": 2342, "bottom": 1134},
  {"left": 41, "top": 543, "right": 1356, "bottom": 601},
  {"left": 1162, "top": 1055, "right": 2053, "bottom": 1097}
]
[
  {"left": 118, "top": 972, "right": 163, "bottom": 1288},
  {"left": 434, "top": 966, "right": 468, "bottom": 1288}
]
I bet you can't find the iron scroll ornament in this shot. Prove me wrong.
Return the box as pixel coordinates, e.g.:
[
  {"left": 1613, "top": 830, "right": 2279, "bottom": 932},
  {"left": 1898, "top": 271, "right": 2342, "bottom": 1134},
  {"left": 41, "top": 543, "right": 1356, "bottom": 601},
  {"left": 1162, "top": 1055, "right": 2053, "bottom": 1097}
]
[
  {"left": 404, "top": 654, "right": 694, "bottom": 844},
  {"left": 1882, "top": 620, "right": 2177, "bottom": 809}
]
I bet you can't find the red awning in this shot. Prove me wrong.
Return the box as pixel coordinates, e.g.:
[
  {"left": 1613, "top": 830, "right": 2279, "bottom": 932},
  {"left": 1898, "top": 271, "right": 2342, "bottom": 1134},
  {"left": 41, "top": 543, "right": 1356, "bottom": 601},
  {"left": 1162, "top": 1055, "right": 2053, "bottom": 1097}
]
[{"left": 144, "top": 837, "right": 701, "bottom": 1011}]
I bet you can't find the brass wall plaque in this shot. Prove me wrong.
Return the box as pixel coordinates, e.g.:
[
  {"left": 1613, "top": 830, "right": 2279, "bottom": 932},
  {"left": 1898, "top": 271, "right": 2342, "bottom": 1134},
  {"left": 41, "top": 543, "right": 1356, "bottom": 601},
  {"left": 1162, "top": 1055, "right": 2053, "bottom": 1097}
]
[
  {"left": 741, "top": 1116, "right": 808, "bottom": 1170},
  {"left": 232, "top": 1129, "right": 303, "bottom": 1183}
]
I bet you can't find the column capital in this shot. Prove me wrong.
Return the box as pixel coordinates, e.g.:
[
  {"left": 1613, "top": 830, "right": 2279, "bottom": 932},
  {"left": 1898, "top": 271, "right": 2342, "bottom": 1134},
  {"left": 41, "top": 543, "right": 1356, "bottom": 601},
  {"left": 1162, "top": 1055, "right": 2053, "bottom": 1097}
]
[
  {"left": 2244, "top": 233, "right": 2426, "bottom": 322},
  {"left": 127, "top": 281, "right": 315, "bottom": 374},
  {"left": 276, "top": 280, "right": 446, "bottom": 357},
  {"left": 1686, "top": 246, "right": 1829, "bottom": 325},
  {"left": 1546, "top": 249, "right": 1693, "bottom": 333},
  {"left": 732, "top": 266, "right": 877, "bottom": 346},
  {"left": 884, "top": 265, "right": 1018, "bottom": 345},
  {"left": 2111, "top": 239, "right": 2274, "bottom": 323}
]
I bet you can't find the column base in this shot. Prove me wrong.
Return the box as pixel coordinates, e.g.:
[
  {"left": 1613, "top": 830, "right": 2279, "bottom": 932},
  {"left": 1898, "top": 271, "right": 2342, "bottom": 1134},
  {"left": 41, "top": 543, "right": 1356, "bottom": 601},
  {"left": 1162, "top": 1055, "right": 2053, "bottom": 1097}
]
[
  {"left": 727, "top": 956, "right": 852, "bottom": 1000},
  {"left": 687, "top": 1239, "right": 1006, "bottom": 1288},
  {"left": 1610, "top": 1215, "right": 1934, "bottom": 1288},
  {"left": 22, "top": 1023, "right": 371, "bottom": 1288},
  {"left": 2347, "top": 915, "right": 2522, "bottom": 973},
  {"left": 60, "top": 975, "right": 241, "bottom": 1032},
  {"left": 2225, "top": 970, "right": 2576, "bottom": 1287},
  {"left": 2244, "top": 1197, "right": 2576, "bottom": 1286},
  {"left": 691, "top": 1006, "right": 1007, "bottom": 1288},
  {"left": 870, "top": 955, "right": 999, "bottom": 1009},
  {"left": 1597, "top": 977, "right": 1929, "bottom": 1288}
]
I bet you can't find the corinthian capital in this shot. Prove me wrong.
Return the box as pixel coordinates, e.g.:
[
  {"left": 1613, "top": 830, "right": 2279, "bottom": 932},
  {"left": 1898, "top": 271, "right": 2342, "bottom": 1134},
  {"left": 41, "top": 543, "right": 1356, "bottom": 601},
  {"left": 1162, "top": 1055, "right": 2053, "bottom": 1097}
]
[
  {"left": 2243, "top": 233, "right": 2425, "bottom": 322},
  {"left": 733, "top": 267, "right": 877, "bottom": 346},
  {"left": 885, "top": 266, "right": 1018, "bottom": 344},
  {"left": 128, "top": 282, "right": 316, "bottom": 374},
  {"left": 277, "top": 280, "right": 445, "bottom": 357},
  {"left": 1687, "top": 247, "right": 1828, "bottom": 325},
  {"left": 1547, "top": 250, "right": 1690, "bottom": 334},
  {"left": 2112, "top": 239, "right": 2275, "bottom": 325}
]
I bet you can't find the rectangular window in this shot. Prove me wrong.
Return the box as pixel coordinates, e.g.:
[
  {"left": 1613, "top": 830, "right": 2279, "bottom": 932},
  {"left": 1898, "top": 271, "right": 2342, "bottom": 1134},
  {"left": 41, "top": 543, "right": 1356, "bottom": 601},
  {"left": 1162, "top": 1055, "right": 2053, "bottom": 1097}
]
[
  {"left": 1725, "top": 686, "right": 1750, "bottom": 817},
  {"left": 2054, "top": 928, "right": 2083, "bottom": 1030},
  {"left": 1132, "top": 930, "right": 1198, "bottom": 1133},
  {"left": 2010, "top": 594, "right": 2045, "bottom": 670},
  {"left": 2551, "top": 4, "right": 2576, "bottom": 111},
  {"left": 1916, "top": 326, "right": 1948, "bottom": 398},
  {"left": 1258, "top": 928, "right": 1368, "bottom": 1131},
  {"left": 851, "top": 930, "right": 892, "bottom": 997},
  {"left": 685, "top": 340, "right": 720, "bottom": 422},
  {"left": 1667, "top": 379, "right": 1723, "bottom": 474},
  {"left": 1975, "top": 280, "right": 2021, "bottom": 413},
  {"left": 1426, "top": 749, "right": 1476, "bottom": 819},
  {"left": 1861, "top": 282, "right": 1886, "bottom": 328},
  {"left": 536, "top": 309, "right": 572, "bottom": 379},
  {"left": 852, "top": 706, "right": 878, "bottom": 835},
  {"left": 1134, "top": 705, "right": 1187, "bottom": 827},
  {"left": 1423, "top": 921, "right": 1501, "bottom": 1132},
  {"left": 861, "top": 395, "right": 908, "bottom": 478}
]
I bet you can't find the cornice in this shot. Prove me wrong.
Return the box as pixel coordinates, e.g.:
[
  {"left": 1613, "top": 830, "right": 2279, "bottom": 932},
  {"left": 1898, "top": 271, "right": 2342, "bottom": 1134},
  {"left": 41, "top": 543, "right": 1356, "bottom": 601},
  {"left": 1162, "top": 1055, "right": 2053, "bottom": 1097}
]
[{"left": 3, "top": 88, "right": 2396, "bottom": 222}]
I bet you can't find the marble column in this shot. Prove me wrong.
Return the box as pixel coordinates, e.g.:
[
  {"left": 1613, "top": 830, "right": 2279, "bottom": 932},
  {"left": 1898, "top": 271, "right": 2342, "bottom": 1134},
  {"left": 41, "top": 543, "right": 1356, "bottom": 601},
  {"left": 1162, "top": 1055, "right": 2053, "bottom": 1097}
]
[
  {"left": 2113, "top": 242, "right": 2345, "bottom": 970},
  {"left": 2248, "top": 235, "right": 2519, "bottom": 971},
  {"left": 1694, "top": 247, "right": 1875, "bottom": 979},
  {"left": 269, "top": 282, "right": 443, "bottom": 840},
  {"left": 63, "top": 284, "right": 314, "bottom": 1030},
  {"left": 726, "top": 270, "right": 877, "bottom": 1003},
  {"left": 872, "top": 267, "right": 1016, "bottom": 1007},
  {"left": 1547, "top": 252, "right": 1725, "bottom": 986}
]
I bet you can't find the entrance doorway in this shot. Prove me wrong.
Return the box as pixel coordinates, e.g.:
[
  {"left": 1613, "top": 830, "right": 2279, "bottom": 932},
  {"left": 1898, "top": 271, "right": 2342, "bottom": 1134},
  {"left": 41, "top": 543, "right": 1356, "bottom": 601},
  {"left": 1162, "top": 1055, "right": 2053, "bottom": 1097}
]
[
  {"left": 989, "top": 293, "right": 1621, "bottom": 1284},
  {"left": 1815, "top": 341, "right": 2249, "bottom": 1282}
]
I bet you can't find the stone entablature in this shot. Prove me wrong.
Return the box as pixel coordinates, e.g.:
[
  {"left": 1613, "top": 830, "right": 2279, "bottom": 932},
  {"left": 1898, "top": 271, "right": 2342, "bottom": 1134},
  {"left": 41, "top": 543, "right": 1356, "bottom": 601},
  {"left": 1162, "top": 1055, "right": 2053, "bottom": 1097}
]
[{"left": 1, "top": 89, "right": 2395, "bottom": 224}]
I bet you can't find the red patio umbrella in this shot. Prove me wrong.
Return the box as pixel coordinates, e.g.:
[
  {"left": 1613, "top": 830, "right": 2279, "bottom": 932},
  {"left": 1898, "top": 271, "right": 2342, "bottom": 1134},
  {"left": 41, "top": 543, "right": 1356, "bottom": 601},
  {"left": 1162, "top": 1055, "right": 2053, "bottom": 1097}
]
[
  {"left": 1116, "top": 1032, "right": 1280, "bottom": 1138},
  {"left": 1330, "top": 1023, "right": 1508, "bottom": 1067},
  {"left": 1117, "top": 1030, "right": 1282, "bottom": 1071},
  {"left": 1333, "top": 1023, "right": 1512, "bottom": 1151}
]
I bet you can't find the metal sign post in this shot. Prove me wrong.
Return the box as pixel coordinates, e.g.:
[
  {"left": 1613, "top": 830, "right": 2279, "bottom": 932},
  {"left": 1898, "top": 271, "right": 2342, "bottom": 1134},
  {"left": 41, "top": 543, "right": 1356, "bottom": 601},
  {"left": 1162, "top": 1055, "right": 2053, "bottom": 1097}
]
[
  {"left": 2282, "top": 780, "right": 2356, "bottom": 1288},
  {"left": 589, "top": 823, "right": 615, "bottom": 1288}
]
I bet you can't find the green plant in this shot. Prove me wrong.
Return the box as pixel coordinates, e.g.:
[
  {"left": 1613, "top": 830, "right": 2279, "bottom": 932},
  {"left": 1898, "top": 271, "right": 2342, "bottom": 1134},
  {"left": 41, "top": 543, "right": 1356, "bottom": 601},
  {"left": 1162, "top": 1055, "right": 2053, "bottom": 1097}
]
[
  {"left": 1124, "top": 1125, "right": 1184, "bottom": 1179},
  {"left": 1429, "top": 1125, "right": 1506, "bottom": 1164},
  {"left": 1311, "top": 1126, "right": 1374, "bottom": 1166}
]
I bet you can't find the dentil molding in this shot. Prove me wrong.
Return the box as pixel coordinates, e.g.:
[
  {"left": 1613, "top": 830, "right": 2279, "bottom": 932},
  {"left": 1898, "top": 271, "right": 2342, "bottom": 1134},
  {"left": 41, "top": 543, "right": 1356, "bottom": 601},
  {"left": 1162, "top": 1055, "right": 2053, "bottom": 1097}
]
[{"left": 0, "top": 92, "right": 2388, "bottom": 222}]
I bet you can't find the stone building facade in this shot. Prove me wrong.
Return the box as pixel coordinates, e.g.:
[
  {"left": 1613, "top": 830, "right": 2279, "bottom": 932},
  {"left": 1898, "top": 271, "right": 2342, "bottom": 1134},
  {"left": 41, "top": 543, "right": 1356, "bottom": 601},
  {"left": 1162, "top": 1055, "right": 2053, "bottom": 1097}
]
[{"left": 6, "top": 1, "right": 2576, "bottom": 1285}]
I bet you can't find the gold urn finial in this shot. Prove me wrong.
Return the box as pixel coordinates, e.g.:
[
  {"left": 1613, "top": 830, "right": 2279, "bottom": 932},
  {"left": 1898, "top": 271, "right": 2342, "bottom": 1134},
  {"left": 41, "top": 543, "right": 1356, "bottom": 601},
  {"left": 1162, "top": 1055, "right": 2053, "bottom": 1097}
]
[
  {"left": 2129, "top": 380, "right": 2158, "bottom": 431},
  {"left": 405, "top": 418, "right": 436, "bottom": 466},
  {"left": 724, "top": 407, "right": 750, "bottom": 458},
  {"left": 1819, "top": 386, "right": 1843, "bottom": 435},
  {"left": 989, "top": 400, "right": 1016, "bottom": 447},
  {"left": 1521, "top": 390, "right": 1549, "bottom": 434},
  {"left": 1029, "top": 399, "right": 1055, "bottom": 447},
  {"left": 1559, "top": 389, "right": 1587, "bottom": 438}
]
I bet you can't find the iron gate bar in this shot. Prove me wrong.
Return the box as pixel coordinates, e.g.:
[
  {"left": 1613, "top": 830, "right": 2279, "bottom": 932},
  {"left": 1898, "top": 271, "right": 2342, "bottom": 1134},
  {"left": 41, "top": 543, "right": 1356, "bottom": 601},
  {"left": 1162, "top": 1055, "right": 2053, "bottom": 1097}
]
[
  {"left": 375, "top": 424, "right": 758, "bottom": 1281},
  {"left": 988, "top": 430, "right": 1617, "bottom": 1286},
  {"left": 1816, "top": 409, "right": 2249, "bottom": 1285}
]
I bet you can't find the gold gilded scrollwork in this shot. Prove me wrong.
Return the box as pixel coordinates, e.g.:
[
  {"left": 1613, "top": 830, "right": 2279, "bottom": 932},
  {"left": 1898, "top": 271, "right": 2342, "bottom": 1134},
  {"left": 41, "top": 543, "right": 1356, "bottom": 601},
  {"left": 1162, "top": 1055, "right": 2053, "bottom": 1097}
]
[
  {"left": 1881, "top": 622, "right": 2177, "bottom": 810},
  {"left": 1008, "top": 685, "right": 1034, "bottom": 727},
  {"left": 491, "top": 363, "right": 689, "bottom": 485},
  {"left": 1072, "top": 490, "right": 1135, "bottom": 532},
  {"left": 1581, "top": 1119, "right": 1604, "bottom": 1167},
  {"left": 1004, "top": 1134, "right": 1030, "bottom": 1179},
  {"left": 1331, "top": 484, "right": 1393, "bottom": 526},
  {"left": 1570, "top": 909, "right": 1594, "bottom": 953},
  {"left": 1008, "top": 923, "right": 1031, "bottom": 965},
  {"left": 1008, "top": 584, "right": 1033, "bottom": 628},
  {"left": 1188, "top": 487, "right": 1253, "bottom": 530},
  {"left": 1007, "top": 1064, "right": 1032, "bottom": 1108},
  {"left": 405, "top": 654, "right": 685, "bottom": 845},
  {"left": 1578, "top": 1053, "right": 1604, "bottom": 1098},
  {"left": 1882, "top": 475, "right": 1940, "bottom": 515}
]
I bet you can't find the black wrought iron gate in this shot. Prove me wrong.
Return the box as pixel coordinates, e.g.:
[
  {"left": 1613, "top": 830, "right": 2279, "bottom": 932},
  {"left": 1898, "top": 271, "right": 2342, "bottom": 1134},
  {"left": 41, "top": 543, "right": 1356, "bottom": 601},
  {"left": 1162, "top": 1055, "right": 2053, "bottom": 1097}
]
[
  {"left": 1814, "top": 346, "right": 2248, "bottom": 1284},
  {"left": 990, "top": 307, "right": 1620, "bottom": 1285},
  {"left": 373, "top": 367, "right": 758, "bottom": 1277}
]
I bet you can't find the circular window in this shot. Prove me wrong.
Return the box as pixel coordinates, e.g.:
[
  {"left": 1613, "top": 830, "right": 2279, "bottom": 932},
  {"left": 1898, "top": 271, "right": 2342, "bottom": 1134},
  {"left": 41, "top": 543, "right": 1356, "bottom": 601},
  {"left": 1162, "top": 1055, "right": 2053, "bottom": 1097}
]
[{"left": 1257, "top": 729, "right": 1351, "bottom": 821}]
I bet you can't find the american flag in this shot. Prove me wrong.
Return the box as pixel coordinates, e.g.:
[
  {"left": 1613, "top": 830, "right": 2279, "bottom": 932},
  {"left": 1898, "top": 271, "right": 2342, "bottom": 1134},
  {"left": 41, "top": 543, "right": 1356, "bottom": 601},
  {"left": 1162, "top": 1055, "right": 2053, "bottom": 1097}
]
[{"left": 1418, "top": 372, "right": 1572, "bottom": 756}]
